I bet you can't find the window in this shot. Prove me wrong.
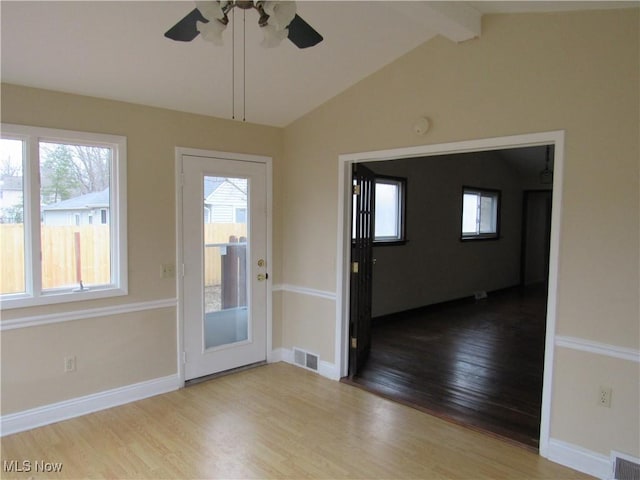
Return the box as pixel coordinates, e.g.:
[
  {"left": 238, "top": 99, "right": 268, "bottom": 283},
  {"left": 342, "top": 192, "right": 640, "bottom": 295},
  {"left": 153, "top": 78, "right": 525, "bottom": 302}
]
[
  {"left": 235, "top": 207, "right": 247, "bottom": 224},
  {"left": 461, "top": 187, "right": 500, "bottom": 240},
  {"left": 0, "top": 124, "right": 127, "bottom": 308},
  {"left": 374, "top": 176, "right": 406, "bottom": 244}
]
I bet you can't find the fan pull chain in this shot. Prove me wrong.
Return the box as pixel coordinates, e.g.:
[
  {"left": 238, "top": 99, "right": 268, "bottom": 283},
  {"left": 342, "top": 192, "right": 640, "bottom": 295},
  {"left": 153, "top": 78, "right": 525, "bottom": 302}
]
[
  {"left": 243, "top": 9, "right": 246, "bottom": 122},
  {"left": 231, "top": 7, "right": 235, "bottom": 120}
]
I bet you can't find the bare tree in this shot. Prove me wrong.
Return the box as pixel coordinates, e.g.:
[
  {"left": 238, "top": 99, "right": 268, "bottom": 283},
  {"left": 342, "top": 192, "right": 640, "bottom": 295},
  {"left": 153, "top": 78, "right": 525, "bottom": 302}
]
[
  {"left": 71, "top": 145, "right": 110, "bottom": 193},
  {"left": 40, "top": 143, "right": 110, "bottom": 201},
  {"left": 0, "top": 157, "right": 21, "bottom": 177}
]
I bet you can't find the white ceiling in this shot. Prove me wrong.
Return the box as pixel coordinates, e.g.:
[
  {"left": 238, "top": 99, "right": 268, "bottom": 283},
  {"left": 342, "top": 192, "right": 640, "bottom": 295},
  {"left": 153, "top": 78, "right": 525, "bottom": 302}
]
[{"left": 1, "top": 1, "right": 636, "bottom": 127}]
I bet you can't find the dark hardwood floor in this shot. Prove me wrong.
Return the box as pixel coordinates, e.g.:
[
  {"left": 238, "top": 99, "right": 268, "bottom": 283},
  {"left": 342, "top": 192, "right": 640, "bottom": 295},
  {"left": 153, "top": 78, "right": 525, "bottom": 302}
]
[{"left": 346, "top": 285, "right": 547, "bottom": 450}]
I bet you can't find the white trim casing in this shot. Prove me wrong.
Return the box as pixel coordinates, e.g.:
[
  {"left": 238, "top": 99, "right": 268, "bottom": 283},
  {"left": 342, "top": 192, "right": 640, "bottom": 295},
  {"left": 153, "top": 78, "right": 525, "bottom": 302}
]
[
  {"left": 0, "top": 298, "right": 177, "bottom": 331},
  {"left": 272, "top": 283, "right": 337, "bottom": 301},
  {"left": 271, "top": 347, "right": 340, "bottom": 380},
  {"left": 0, "top": 374, "right": 180, "bottom": 437},
  {"left": 546, "top": 439, "right": 611, "bottom": 479},
  {"left": 556, "top": 336, "right": 640, "bottom": 363},
  {"left": 336, "top": 130, "right": 566, "bottom": 457}
]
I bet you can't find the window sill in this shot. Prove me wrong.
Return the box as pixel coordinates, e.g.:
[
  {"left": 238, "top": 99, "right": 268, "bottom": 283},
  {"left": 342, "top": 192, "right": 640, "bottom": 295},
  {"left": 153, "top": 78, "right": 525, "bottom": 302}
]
[
  {"left": 0, "top": 286, "right": 128, "bottom": 310},
  {"left": 373, "top": 240, "right": 407, "bottom": 247},
  {"left": 460, "top": 235, "right": 500, "bottom": 242}
]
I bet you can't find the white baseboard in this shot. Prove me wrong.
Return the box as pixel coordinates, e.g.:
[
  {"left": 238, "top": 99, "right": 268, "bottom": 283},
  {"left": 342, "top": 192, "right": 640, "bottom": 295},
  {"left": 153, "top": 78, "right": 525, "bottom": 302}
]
[
  {"left": 268, "top": 347, "right": 289, "bottom": 363},
  {"left": 271, "top": 348, "right": 340, "bottom": 380},
  {"left": 545, "top": 438, "right": 611, "bottom": 479},
  {"left": 1, "top": 374, "right": 181, "bottom": 437},
  {"left": 318, "top": 360, "right": 341, "bottom": 380}
]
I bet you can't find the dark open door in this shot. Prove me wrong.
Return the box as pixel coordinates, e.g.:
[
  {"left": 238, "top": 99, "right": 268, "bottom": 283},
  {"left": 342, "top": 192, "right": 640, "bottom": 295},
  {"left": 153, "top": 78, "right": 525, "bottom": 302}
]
[
  {"left": 349, "top": 163, "right": 375, "bottom": 378},
  {"left": 520, "top": 190, "right": 553, "bottom": 287}
]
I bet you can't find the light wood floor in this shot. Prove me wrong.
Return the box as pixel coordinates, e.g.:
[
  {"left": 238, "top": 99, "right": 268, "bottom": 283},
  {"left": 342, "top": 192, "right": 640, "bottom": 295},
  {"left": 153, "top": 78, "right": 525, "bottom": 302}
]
[{"left": 1, "top": 363, "right": 591, "bottom": 479}]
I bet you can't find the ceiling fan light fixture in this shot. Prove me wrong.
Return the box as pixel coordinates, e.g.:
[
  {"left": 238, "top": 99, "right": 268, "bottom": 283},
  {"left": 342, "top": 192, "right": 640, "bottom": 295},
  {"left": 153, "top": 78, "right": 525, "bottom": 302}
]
[
  {"left": 197, "top": 18, "right": 227, "bottom": 45},
  {"left": 260, "top": 23, "right": 288, "bottom": 47},
  {"left": 195, "top": 1, "right": 228, "bottom": 22},
  {"left": 262, "top": 1, "right": 296, "bottom": 31}
]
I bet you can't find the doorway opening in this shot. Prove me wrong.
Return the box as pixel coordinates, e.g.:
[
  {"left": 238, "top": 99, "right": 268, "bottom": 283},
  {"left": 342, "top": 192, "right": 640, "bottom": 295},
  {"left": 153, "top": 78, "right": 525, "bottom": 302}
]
[{"left": 337, "top": 132, "right": 564, "bottom": 454}]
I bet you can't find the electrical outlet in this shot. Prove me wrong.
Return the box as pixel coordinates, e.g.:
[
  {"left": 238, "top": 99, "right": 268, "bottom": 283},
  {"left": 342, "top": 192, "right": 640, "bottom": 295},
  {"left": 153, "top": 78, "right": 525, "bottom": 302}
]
[
  {"left": 64, "top": 356, "right": 76, "bottom": 373},
  {"left": 161, "top": 264, "right": 176, "bottom": 279},
  {"left": 598, "top": 386, "right": 612, "bottom": 407}
]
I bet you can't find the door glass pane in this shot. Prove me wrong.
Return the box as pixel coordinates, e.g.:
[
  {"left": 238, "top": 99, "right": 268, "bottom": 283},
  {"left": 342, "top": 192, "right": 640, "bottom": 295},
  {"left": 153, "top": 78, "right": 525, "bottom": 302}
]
[
  {"left": 203, "top": 176, "right": 249, "bottom": 349},
  {"left": 0, "top": 139, "right": 25, "bottom": 295},
  {"left": 39, "top": 142, "right": 111, "bottom": 290}
]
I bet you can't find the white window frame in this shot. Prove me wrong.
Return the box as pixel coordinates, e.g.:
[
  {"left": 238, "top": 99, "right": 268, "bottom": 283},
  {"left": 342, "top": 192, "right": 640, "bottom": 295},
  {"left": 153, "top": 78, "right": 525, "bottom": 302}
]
[
  {"left": 461, "top": 186, "right": 500, "bottom": 240},
  {"left": 0, "top": 124, "right": 127, "bottom": 309},
  {"left": 374, "top": 176, "right": 406, "bottom": 244}
]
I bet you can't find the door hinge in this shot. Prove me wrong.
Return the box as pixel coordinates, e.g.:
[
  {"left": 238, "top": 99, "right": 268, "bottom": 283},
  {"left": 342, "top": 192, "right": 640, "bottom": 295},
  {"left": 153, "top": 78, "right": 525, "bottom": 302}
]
[
  {"left": 182, "top": 351, "right": 187, "bottom": 364},
  {"left": 351, "top": 261, "right": 359, "bottom": 273},
  {"left": 351, "top": 337, "right": 357, "bottom": 349},
  {"left": 353, "top": 184, "right": 361, "bottom": 195}
]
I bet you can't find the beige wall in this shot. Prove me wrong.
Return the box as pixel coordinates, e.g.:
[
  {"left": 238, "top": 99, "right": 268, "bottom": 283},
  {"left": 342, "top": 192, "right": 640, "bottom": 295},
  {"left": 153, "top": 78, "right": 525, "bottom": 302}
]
[
  {"left": 0, "top": 84, "right": 284, "bottom": 414},
  {"left": 280, "top": 9, "right": 639, "bottom": 457},
  {"left": 1, "top": 308, "right": 177, "bottom": 413}
]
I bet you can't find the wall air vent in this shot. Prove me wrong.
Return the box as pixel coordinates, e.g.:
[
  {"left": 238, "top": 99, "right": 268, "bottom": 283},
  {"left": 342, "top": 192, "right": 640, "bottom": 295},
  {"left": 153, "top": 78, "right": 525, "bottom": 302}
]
[
  {"left": 613, "top": 452, "right": 640, "bottom": 480},
  {"left": 474, "top": 290, "right": 488, "bottom": 300},
  {"left": 292, "top": 347, "right": 319, "bottom": 372}
]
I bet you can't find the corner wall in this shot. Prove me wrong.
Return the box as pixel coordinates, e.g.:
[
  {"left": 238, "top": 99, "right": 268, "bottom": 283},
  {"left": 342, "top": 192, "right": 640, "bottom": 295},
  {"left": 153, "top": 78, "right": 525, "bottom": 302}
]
[{"left": 280, "top": 8, "right": 639, "bottom": 471}]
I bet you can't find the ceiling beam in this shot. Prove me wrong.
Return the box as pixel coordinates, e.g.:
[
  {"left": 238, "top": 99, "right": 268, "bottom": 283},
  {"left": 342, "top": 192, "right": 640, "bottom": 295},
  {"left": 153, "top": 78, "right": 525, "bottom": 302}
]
[{"left": 388, "top": 2, "right": 482, "bottom": 43}]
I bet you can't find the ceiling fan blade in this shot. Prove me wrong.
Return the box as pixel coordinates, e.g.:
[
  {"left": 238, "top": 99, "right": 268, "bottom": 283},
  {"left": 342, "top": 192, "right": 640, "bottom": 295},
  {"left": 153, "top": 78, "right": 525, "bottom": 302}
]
[
  {"left": 165, "top": 8, "right": 208, "bottom": 42},
  {"left": 287, "top": 14, "right": 323, "bottom": 49}
]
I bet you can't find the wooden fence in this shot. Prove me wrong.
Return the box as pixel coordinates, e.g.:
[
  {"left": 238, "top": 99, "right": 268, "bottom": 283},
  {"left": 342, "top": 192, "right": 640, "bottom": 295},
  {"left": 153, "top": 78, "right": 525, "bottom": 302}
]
[
  {"left": 0, "top": 225, "right": 111, "bottom": 294},
  {"left": 0, "top": 224, "right": 26, "bottom": 294},
  {"left": 0, "top": 223, "right": 247, "bottom": 294},
  {"left": 204, "top": 223, "right": 247, "bottom": 286}
]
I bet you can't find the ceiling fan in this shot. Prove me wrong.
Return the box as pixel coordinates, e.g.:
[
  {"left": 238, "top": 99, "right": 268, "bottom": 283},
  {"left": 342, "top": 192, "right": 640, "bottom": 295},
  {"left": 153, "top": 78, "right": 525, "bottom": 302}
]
[{"left": 165, "top": 1, "right": 323, "bottom": 49}]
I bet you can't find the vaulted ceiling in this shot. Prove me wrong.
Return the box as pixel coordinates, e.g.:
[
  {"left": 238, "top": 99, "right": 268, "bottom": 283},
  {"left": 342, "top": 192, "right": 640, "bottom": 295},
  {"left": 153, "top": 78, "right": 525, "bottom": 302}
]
[{"left": 1, "top": 1, "right": 633, "bottom": 127}]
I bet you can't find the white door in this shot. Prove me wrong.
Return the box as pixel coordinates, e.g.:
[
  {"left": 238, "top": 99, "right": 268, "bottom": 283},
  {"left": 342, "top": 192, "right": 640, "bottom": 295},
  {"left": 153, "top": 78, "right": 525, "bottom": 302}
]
[{"left": 181, "top": 154, "right": 268, "bottom": 380}]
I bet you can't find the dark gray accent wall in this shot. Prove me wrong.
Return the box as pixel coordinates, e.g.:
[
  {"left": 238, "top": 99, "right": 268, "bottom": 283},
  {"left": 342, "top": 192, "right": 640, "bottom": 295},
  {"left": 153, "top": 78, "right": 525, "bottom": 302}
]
[{"left": 365, "top": 149, "right": 548, "bottom": 317}]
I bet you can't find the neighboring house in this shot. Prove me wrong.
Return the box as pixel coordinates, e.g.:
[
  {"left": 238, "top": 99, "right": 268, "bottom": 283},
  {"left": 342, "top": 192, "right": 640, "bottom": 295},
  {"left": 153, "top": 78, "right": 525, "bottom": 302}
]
[
  {"left": 0, "top": 175, "right": 23, "bottom": 223},
  {"left": 42, "top": 188, "right": 109, "bottom": 226},
  {"left": 204, "top": 177, "right": 247, "bottom": 224}
]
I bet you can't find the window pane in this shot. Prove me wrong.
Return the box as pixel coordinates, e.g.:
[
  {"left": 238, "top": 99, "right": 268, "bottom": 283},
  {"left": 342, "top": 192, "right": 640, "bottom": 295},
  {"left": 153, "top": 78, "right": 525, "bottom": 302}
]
[
  {"left": 462, "top": 193, "right": 479, "bottom": 234},
  {"left": 479, "top": 194, "right": 496, "bottom": 233},
  {"left": 235, "top": 208, "right": 247, "bottom": 224},
  {"left": 0, "top": 139, "right": 25, "bottom": 294},
  {"left": 39, "top": 142, "right": 111, "bottom": 290},
  {"left": 462, "top": 189, "right": 499, "bottom": 239},
  {"left": 375, "top": 182, "right": 399, "bottom": 238}
]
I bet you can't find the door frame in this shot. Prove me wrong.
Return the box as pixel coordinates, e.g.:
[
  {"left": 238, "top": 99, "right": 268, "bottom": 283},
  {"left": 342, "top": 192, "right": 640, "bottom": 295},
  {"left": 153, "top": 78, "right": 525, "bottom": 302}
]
[
  {"left": 336, "top": 130, "right": 565, "bottom": 457},
  {"left": 175, "top": 147, "right": 273, "bottom": 386}
]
